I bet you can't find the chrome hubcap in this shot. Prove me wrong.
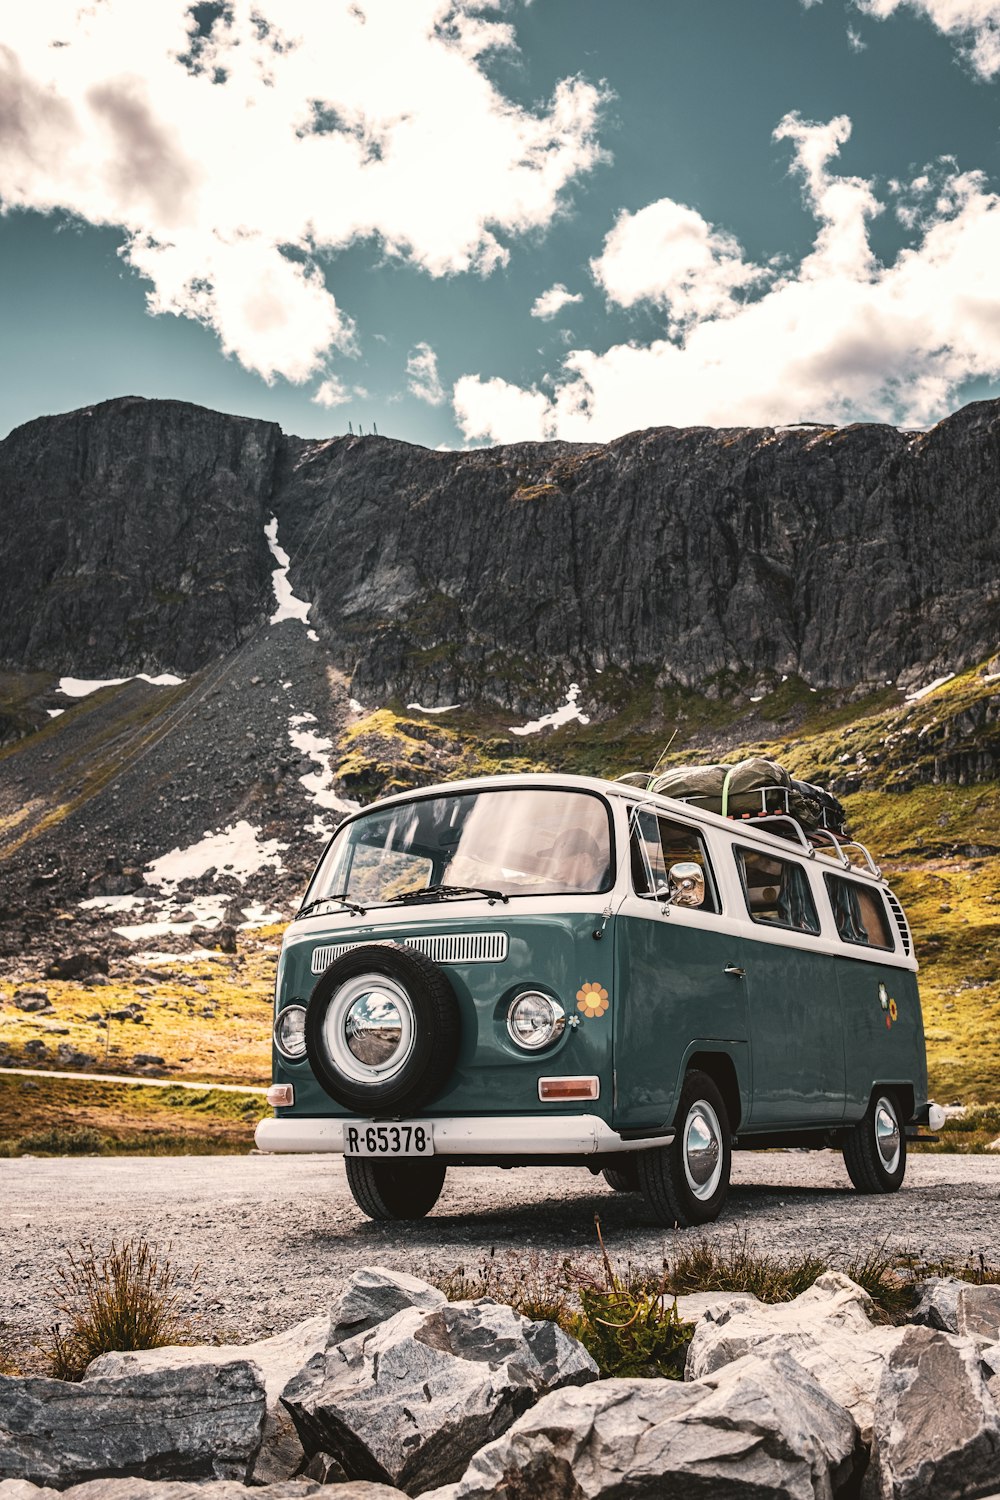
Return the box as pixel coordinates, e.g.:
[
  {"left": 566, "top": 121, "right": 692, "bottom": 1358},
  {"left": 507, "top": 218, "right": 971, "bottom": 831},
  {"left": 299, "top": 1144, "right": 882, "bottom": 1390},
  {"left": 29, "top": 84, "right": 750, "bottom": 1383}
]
[
  {"left": 322, "top": 972, "right": 415, "bottom": 1084},
  {"left": 345, "top": 991, "right": 404, "bottom": 1065},
  {"left": 874, "top": 1097, "right": 901, "bottom": 1173},
  {"left": 683, "top": 1100, "right": 723, "bottom": 1201}
]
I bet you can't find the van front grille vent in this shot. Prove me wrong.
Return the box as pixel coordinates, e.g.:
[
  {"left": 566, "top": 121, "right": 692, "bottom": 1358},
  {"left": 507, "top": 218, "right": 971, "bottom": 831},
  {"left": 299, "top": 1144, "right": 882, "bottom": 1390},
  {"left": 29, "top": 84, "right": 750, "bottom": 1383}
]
[
  {"left": 884, "top": 891, "right": 912, "bottom": 956},
  {"left": 311, "top": 931, "right": 508, "bottom": 975}
]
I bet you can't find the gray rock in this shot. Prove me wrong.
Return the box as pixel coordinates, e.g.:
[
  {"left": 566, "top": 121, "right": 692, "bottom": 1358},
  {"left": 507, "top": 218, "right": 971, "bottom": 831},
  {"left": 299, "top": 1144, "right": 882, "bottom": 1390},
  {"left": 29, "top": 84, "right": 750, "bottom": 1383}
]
[
  {"left": 983, "top": 1344, "right": 1000, "bottom": 1406},
  {"left": 423, "top": 1349, "right": 861, "bottom": 1500},
  {"left": 13, "top": 994, "right": 51, "bottom": 1013},
  {"left": 863, "top": 1325, "right": 1000, "bottom": 1499},
  {"left": 297, "top": 1451, "right": 348, "bottom": 1483},
  {"left": 328, "top": 1265, "right": 447, "bottom": 1343},
  {"left": 282, "top": 1298, "right": 599, "bottom": 1495},
  {"left": 685, "top": 1271, "right": 904, "bottom": 1446},
  {"left": 958, "top": 1284, "right": 1000, "bottom": 1344},
  {"left": 671, "top": 1290, "right": 762, "bottom": 1327},
  {"left": 686, "top": 1270, "right": 877, "bottom": 1373},
  {"left": 0, "top": 1363, "right": 266, "bottom": 1486},
  {"left": 909, "top": 1276, "right": 966, "bottom": 1333},
  {"left": 85, "top": 1316, "right": 328, "bottom": 1485}
]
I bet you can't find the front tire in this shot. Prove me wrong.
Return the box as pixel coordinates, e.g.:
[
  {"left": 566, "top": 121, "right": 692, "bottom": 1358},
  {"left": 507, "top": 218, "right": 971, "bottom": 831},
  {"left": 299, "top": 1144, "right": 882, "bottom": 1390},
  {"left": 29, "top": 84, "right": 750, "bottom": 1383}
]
[
  {"left": 843, "top": 1091, "right": 906, "bottom": 1193},
  {"left": 345, "top": 1157, "right": 447, "bottom": 1220},
  {"left": 636, "top": 1070, "right": 731, "bottom": 1227}
]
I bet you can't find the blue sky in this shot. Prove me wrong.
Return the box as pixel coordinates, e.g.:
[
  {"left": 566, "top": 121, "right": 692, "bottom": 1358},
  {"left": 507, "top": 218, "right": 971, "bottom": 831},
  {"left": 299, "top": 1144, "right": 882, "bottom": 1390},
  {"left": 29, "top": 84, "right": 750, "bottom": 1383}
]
[{"left": 2, "top": 0, "right": 1000, "bottom": 447}]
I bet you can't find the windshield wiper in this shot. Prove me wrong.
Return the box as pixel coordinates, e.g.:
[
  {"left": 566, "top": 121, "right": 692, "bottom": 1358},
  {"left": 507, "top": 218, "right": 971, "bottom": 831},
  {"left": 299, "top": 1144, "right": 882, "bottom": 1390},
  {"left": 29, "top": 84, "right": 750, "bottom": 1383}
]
[
  {"left": 385, "top": 883, "right": 509, "bottom": 905},
  {"left": 297, "top": 891, "right": 368, "bottom": 918}
]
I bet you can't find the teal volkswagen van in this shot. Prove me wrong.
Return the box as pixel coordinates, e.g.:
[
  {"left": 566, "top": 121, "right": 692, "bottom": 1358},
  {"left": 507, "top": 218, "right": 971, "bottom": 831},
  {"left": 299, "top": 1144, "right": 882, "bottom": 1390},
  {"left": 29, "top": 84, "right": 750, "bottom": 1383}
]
[{"left": 255, "top": 772, "right": 942, "bottom": 1226}]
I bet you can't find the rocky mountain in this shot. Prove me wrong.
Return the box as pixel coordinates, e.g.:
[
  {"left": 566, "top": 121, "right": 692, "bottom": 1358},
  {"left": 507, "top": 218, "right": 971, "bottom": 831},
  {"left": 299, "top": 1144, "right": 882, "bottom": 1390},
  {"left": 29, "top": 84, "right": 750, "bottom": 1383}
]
[{"left": 3, "top": 394, "right": 999, "bottom": 708}]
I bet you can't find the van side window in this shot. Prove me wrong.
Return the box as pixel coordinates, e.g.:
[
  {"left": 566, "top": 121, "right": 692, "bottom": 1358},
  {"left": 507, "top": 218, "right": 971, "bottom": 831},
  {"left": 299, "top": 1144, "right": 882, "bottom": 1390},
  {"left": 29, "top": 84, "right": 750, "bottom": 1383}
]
[
  {"left": 630, "top": 811, "right": 720, "bottom": 913},
  {"left": 736, "top": 847, "right": 820, "bottom": 935},
  {"left": 825, "top": 874, "right": 895, "bottom": 950}
]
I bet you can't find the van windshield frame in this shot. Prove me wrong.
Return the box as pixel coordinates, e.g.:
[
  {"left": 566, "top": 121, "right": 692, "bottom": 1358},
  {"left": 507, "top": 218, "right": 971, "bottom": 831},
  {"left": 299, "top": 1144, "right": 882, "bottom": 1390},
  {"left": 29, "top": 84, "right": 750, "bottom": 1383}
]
[{"left": 302, "top": 787, "right": 616, "bottom": 910}]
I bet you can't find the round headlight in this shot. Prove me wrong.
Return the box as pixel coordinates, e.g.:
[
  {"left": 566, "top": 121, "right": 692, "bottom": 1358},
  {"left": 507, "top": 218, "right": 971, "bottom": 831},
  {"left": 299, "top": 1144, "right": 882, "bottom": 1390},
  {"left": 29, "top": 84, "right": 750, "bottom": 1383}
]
[
  {"left": 507, "top": 991, "right": 565, "bottom": 1051},
  {"left": 274, "top": 1003, "right": 308, "bottom": 1060}
]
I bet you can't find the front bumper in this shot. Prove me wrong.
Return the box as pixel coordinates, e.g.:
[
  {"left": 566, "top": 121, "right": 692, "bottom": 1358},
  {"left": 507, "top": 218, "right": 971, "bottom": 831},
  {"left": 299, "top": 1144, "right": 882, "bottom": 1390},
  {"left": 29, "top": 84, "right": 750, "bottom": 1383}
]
[{"left": 254, "top": 1114, "right": 673, "bottom": 1156}]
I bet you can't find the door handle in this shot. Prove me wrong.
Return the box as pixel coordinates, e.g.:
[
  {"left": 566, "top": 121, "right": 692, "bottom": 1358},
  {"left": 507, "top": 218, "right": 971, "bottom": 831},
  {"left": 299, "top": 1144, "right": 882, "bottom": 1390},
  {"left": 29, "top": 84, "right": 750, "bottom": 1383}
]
[{"left": 724, "top": 964, "right": 746, "bottom": 979}]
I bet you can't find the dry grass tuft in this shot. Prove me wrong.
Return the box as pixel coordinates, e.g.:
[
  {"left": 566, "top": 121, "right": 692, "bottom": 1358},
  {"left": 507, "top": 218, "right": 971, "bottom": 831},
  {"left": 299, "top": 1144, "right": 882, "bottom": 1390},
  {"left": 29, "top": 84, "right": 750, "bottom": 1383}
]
[{"left": 43, "top": 1238, "right": 196, "bottom": 1381}]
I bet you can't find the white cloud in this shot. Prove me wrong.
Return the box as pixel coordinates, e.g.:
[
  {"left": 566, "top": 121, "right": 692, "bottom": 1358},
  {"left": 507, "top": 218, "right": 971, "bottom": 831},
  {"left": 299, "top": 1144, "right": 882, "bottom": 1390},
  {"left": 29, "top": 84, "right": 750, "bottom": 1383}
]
[
  {"left": 809, "top": 0, "right": 1000, "bottom": 77},
  {"left": 453, "top": 113, "right": 1000, "bottom": 442},
  {"left": 591, "top": 199, "right": 765, "bottom": 324},
  {"left": 531, "top": 282, "right": 584, "bottom": 319},
  {"left": 406, "top": 341, "right": 445, "bottom": 405},
  {"left": 312, "top": 376, "right": 351, "bottom": 408},
  {"left": 847, "top": 24, "right": 868, "bottom": 47},
  {"left": 0, "top": 2, "right": 607, "bottom": 385}
]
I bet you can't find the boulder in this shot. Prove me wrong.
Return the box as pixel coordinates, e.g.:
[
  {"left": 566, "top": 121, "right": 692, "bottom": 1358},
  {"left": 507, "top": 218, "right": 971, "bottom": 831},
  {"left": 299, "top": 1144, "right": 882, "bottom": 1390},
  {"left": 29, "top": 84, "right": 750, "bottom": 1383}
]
[
  {"left": 0, "top": 1362, "right": 266, "bottom": 1486},
  {"left": 83, "top": 1269, "right": 453, "bottom": 1485},
  {"left": 685, "top": 1271, "right": 906, "bottom": 1447},
  {"left": 909, "top": 1277, "right": 965, "bottom": 1333},
  {"left": 422, "top": 1349, "right": 862, "bottom": 1500},
  {"left": 12, "top": 993, "right": 51, "bottom": 1013},
  {"left": 863, "top": 1325, "right": 1000, "bottom": 1499},
  {"left": 328, "top": 1266, "right": 447, "bottom": 1343},
  {"left": 44, "top": 953, "right": 109, "bottom": 981},
  {"left": 282, "top": 1298, "right": 599, "bottom": 1495},
  {"left": 86, "top": 1316, "right": 328, "bottom": 1484},
  {"left": 957, "top": 1284, "right": 1000, "bottom": 1344},
  {"left": 190, "top": 926, "right": 237, "bottom": 954}
]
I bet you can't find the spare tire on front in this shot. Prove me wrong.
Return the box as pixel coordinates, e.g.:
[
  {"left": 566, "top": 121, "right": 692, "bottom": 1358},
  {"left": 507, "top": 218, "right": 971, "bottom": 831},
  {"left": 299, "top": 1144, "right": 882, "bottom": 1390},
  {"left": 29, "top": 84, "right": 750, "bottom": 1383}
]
[{"left": 305, "top": 942, "right": 461, "bottom": 1114}]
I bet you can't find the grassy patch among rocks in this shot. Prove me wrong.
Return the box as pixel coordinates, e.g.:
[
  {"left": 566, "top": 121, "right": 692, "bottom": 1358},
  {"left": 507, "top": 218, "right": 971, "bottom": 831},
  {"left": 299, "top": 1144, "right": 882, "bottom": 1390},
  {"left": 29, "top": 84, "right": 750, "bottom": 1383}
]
[{"left": 433, "top": 1222, "right": 1000, "bottom": 1379}]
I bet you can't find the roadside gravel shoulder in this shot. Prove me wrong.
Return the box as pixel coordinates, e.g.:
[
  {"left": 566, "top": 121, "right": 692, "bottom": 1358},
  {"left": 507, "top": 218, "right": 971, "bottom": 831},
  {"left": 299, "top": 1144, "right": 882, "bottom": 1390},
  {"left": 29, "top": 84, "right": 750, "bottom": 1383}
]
[{"left": 2, "top": 1151, "right": 998, "bottom": 1364}]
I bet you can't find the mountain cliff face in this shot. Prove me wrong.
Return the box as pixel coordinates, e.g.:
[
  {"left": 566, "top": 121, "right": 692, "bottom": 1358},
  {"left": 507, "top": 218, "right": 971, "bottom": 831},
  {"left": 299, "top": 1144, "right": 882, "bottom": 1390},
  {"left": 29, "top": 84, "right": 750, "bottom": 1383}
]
[{"left": 2, "top": 395, "right": 999, "bottom": 709}]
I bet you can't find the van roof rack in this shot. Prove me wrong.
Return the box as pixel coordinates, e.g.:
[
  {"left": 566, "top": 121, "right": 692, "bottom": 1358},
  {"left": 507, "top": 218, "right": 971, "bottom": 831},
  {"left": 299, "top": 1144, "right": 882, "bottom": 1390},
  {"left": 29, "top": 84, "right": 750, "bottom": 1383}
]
[{"left": 621, "top": 773, "right": 881, "bottom": 875}]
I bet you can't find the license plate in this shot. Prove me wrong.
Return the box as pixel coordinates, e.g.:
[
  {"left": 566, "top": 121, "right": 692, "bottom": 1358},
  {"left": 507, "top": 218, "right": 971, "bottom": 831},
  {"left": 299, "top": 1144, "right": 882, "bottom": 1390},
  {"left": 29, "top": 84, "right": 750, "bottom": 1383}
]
[{"left": 344, "top": 1122, "right": 435, "bottom": 1157}]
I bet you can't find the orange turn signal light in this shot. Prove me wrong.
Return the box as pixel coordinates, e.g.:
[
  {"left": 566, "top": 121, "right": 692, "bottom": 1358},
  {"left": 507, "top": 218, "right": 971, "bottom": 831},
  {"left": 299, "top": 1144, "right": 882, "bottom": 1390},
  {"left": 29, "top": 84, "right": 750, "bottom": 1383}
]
[
  {"left": 538, "top": 1075, "right": 600, "bottom": 1101},
  {"left": 267, "top": 1083, "right": 295, "bottom": 1108}
]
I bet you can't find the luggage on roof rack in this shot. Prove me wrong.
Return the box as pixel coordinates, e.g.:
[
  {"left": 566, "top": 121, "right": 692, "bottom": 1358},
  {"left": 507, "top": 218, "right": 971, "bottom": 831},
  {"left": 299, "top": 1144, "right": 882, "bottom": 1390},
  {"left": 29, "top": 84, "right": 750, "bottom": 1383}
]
[{"left": 644, "top": 756, "right": 849, "bottom": 836}]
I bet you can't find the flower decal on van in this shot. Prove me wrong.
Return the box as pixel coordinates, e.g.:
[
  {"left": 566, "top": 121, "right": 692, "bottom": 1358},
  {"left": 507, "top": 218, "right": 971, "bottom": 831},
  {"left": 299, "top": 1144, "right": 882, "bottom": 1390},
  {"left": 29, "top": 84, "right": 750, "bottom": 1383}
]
[
  {"left": 879, "top": 982, "right": 899, "bottom": 1030},
  {"left": 577, "top": 982, "right": 609, "bottom": 1018}
]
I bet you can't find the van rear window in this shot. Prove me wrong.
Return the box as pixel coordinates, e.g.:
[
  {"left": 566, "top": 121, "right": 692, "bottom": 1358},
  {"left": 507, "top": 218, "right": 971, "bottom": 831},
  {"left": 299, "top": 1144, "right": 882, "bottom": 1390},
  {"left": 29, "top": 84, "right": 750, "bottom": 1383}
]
[
  {"left": 825, "top": 874, "right": 895, "bottom": 950},
  {"left": 735, "top": 847, "right": 820, "bottom": 935}
]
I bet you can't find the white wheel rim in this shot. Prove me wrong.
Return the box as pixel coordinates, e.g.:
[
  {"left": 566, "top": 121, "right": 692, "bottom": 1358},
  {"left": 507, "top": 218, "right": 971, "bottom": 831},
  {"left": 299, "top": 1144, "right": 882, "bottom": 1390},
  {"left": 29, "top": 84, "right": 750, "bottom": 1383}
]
[
  {"left": 683, "top": 1100, "right": 724, "bottom": 1201},
  {"left": 874, "top": 1096, "right": 901, "bottom": 1174},
  {"left": 321, "top": 972, "right": 416, "bottom": 1085}
]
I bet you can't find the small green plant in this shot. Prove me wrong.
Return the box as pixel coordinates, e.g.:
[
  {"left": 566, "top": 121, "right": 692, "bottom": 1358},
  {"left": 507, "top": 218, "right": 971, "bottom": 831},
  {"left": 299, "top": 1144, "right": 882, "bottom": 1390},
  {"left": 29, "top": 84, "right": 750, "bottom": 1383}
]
[
  {"left": 570, "top": 1220, "right": 692, "bottom": 1378},
  {"left": 44, "top": 1238, "right": 195, "bottom": 1381}
]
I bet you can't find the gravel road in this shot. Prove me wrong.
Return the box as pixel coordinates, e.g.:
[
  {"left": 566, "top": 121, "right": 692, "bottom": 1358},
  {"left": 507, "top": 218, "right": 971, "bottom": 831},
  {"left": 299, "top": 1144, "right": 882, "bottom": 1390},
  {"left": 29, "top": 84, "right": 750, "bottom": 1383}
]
[{"left": 3, "top": 1151, "right": 999, "bottom": 1363}]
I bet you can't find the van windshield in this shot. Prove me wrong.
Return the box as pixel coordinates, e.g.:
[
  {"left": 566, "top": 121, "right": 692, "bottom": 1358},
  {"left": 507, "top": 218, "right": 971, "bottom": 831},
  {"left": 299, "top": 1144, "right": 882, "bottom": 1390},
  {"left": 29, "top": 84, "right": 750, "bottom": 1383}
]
[{"left": 304, "top": 788, "right": 613, "bottom": 907}]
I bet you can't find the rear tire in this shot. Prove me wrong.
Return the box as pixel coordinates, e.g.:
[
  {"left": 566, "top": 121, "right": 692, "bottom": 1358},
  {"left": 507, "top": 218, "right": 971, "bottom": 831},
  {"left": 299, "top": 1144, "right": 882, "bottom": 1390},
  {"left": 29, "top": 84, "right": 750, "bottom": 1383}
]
[
  {"left": 636, "top": 1070, "right": 731, "bottom": 1227},
  {"left": 843, "top": 1091, "right": 906, "bottom": 1194},
  {"left": 602, "top": 1161, "right": 640, "bottom": 1194},
  {"left": 344, "top": 1156, "right": 447, "bottom": 1220}
]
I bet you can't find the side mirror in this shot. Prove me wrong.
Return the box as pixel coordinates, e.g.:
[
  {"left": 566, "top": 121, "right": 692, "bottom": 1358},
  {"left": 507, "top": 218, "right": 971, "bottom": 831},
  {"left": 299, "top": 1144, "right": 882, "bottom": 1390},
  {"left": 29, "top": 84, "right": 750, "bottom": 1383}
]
[{"left": 665, "top": 861, "right": 705, "bottom": 908}]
